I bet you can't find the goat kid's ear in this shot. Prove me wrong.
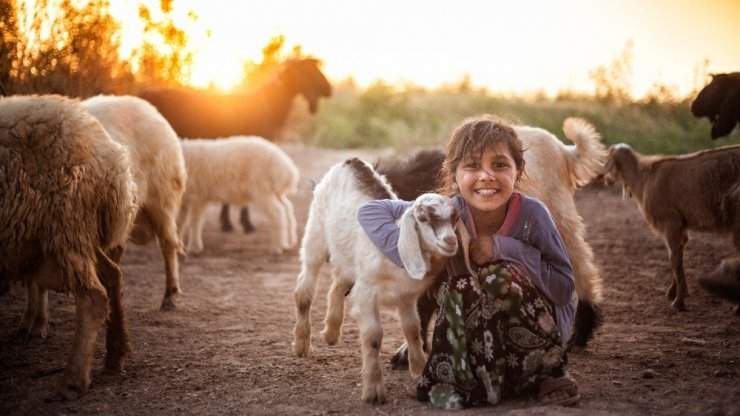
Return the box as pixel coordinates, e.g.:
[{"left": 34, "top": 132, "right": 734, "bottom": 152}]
[{"left": 398, "top": 209, "right": 427, "bottom": 280}]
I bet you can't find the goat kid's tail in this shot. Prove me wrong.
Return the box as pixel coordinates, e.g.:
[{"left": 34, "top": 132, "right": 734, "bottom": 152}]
[{"left": 562, "top": 117, "right": 607, "bottom": 187}]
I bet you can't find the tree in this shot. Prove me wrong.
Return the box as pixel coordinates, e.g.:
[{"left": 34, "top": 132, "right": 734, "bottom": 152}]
[{"left": 589, "top": 40, "right": 634, "bottom": 104}]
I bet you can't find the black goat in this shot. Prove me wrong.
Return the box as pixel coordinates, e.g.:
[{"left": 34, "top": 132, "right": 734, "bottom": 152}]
[
  {"left": 139, "top": 58, "right": 332, "bottom": 233},
  {"left": 691, "top": 72, "right": 740, "bottom": 140}
]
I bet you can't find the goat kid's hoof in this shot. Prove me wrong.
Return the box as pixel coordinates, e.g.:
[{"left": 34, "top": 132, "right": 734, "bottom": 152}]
[{"left": 361, "top": 383, "right": 387, "bottom": 404}]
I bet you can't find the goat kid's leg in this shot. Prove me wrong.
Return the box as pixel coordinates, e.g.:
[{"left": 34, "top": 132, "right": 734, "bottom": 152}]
[
  {"left": 355, "top": 294, "right": 386, "bottom": 403},
  {"left": 96, "top": 247, "right": 131, "bottom": 373},
  {"left": 397, "top": 295, "right": 427, "bottom": 378},
  {"left": 220, "top": 204, "right": 234, "bottom": 232},
  {"left": 293, "top": 258, "right": 325, "bottom": 356},
  {"left": 391, "top": 275, "right": 440, "bottom": 370},
  {"left": 666, "top": 231, "right": 688, "bottom": 311},
  {"left": 52, "top": 284, "right": 109, "bottom": 401},
  {"left": 239, "top": 206, "right": 256, "bottom": 234},
  {"left": 322, "top": 269, "right": 353, "bottom": 345}
]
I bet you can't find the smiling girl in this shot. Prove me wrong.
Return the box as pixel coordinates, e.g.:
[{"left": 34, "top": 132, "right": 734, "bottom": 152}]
[{"left": 357, "top": 114, "right": 579, "bottom": 409}]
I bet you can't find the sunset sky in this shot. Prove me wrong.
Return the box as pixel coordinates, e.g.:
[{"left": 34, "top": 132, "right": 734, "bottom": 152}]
[{"left": 110, "top": 0, "right": 740, "bottom": 97}]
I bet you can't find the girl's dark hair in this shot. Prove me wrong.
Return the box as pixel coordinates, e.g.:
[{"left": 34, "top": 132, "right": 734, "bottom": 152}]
[{"left": 437, "top": 114, "right": 525, "bottom": 196}]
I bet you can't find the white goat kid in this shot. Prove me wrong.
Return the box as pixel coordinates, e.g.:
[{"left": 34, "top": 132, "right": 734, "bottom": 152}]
[{"left": 293, "top": 157, "right": 459, "bottom": 403}]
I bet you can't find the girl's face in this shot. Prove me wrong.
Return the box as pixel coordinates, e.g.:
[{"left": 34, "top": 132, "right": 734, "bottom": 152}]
[{"left": 454, "top": 142, "right": 520, "bottom": 217}]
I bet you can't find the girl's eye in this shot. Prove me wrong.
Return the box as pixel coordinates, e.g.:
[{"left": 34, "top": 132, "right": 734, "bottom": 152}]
[{"left": 464, "top": 162, "right": 478, "bottom": 170}]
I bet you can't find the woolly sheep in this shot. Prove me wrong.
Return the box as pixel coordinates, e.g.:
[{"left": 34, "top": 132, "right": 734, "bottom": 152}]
[
  {"left": 379, "top": 118, "right": 606, "bottom": 363},
  {"left": 138, "top": 59, "right": 332, "bottom": 234},
  {"left": 293, "top": 158, "right": 459, "bottom": 403},
  {"left": 82, "top": 95, "right": 187, "bottom": 311},
  {"left": 178, "top": 136, "right": 299, "bottom": 254},
  {"left": 691, "top": 72, "right": 740, "bottom": 140},
  {"left": 603, "top": 143, "right": 740, "bottom": 311},
  {"left": 0, "top": 94, "right": 138, "bottom": 399}
]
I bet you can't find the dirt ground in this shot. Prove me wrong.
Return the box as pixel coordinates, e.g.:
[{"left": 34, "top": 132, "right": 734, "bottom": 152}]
[{"left": 1, "top": 143, "right": 738, "bottom": 416}]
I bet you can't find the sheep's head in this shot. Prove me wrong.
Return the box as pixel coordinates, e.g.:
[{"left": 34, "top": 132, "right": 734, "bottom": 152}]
[
  {"left": 691, "top": 73, "right": 728, "bottom": 120},
  {"left": 282, "top": 59, "right": 332, "bottom": 113},
  {"left": 398, "top": 193, "right": 459, "bottom": 280}
]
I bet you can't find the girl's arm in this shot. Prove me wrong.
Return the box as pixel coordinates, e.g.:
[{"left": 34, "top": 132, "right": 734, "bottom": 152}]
[
  {"left": 356, "top": 199, "right": 413, "bottom": 268},
  {"left": 491, "top": 204, "right": 575, "bottom": 306}
]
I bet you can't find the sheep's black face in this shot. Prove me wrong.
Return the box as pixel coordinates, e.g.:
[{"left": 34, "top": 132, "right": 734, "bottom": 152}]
[
  {"left": 285, "top": 59, "right": 332, "bottom": 114},
  {"left": 692, "top": 74, "right": 727, "bottom": 120}
]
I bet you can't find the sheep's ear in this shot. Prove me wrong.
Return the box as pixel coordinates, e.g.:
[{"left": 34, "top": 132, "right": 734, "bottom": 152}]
[{"left": 398, "top": 209, "right": 427, "bottom": 280}]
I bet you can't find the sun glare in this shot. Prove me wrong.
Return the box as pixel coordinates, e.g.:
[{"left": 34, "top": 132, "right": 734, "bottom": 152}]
[{"left": 106, "top": 0, "right": 740, "bottom": 97}]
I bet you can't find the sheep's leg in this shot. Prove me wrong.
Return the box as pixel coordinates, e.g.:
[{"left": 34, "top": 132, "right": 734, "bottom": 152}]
[
  {"left": 188, "top": 203, "right": 207, "bottom": 254},
  {"left": 52, "top": 283, "right": 108, "bottom": 401},
  {"left": 279, "top": 194, "right": 298, "bottom": 248},
  {"left": 397, "top": 294, "right": 427, "bottom": 379},
  {"left": 96, "top": 246, "right": 130, "bottom": 373},
  {"left": 147, "top": 205, "right": 183, "bottom": 311},
  {"left": 16, "top": 281, "right": 48, "bottom": 342},
  {"left": 176, "top": 203, "right": 191, "bottom": 247},
  {"left": 354, "top": 291, "right": 386, "bottom": 403},
  {"left": 549, "top": 204, "right": 603, "bottom": 349},
  {"left": 258, "top": 195, "right": 287, "bottom": 253},
  {"left": 322, "top": 269, "right": 353, "bottom": 345},
  {"left": 239, "top": 207, "right": 256, "bottom": 234},
  {"left": 219, "top": 204, "right": 234, "bottom": 232},
  {"left": 665, "top": 230, "right": 688, "bottom": 311}
]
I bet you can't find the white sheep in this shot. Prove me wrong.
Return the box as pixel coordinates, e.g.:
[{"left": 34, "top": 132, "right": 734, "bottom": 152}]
[
  {"left": 293, "top": 157, "right": 459, "bottom": 403},
  {"left": 0, "top": 94, "right": 138, "bottom": 399},
  {"left": 82, "top": 95, "right": 187, "bottom": 311},
  {"left": 177, "top": 135, "right": 299, "bottom": 254},
  {"left": 603, "top": 143, "right": 740, "bottom": 311}
]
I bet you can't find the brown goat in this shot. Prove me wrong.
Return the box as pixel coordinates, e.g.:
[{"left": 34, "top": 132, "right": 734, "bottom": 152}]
[
  {"left": 1, "top": 95, "right": 138, "bottom": 399},
  {"left": 139, "top": 58, "right": 332, "bottom": 234},
  {"left": 603, "top": 143, "right": 740, "bottom": 311}
]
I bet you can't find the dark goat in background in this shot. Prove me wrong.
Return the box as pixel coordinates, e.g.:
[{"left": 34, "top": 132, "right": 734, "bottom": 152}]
[
  {"left": 691, "top": 72, "right": 740, "bottom": 140},
  {"left": 139, "top": 58, "right": 332, "bottom": 232}
]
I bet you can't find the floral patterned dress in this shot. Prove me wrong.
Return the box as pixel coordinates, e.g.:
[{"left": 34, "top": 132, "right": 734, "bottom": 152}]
[{"left": 414, "top": 256, "right": 567, "bottom": 409}]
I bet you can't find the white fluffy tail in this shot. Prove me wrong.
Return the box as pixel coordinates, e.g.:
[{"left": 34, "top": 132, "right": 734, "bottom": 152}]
[{"left": 562, "top": 117, "right": 607, "bottom": 187}]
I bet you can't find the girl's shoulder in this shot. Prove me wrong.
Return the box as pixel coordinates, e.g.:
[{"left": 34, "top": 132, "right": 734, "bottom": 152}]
[{"left": 517, "top": 193, "right": 555, "bottom": 222}]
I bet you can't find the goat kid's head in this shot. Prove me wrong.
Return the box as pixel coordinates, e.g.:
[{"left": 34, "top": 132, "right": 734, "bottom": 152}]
[
  {"left": 282, "top": 59, "right": 332, "bottom": 113},
  {"left": 398, "top": 193, "right": 459, "bottom": 280}
]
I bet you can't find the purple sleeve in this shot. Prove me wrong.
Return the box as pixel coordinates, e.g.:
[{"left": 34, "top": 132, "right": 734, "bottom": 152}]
[
  {"left": 356, "top": 199, "right": 413, "bottom": 268},
  {"left": 491, "top": 204, "right": 575, "bottom": 306}
]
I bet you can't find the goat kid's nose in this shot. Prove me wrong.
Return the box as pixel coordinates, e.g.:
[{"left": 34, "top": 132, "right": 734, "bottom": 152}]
[{"left": 443, "top": 235, "right": 457, "bottom": 247}]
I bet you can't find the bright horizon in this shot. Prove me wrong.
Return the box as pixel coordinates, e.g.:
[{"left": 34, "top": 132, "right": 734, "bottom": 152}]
[{"left": 110, "top": 0, "right": 740, "bottom": 98}]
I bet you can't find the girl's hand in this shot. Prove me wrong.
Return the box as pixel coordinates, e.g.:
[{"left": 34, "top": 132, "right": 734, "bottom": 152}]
[{"left": 469, "top": 237, "right": 494, "bottom": 266}]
